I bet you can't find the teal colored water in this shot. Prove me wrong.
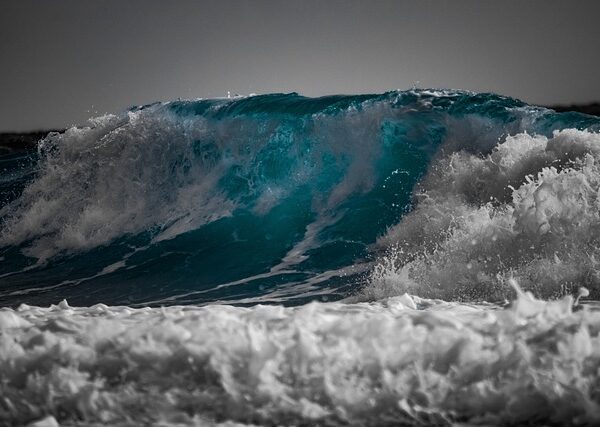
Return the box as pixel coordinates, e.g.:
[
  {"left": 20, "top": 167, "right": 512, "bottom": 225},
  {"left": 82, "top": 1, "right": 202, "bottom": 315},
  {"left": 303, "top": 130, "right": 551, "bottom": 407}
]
[{"left": 0, "top": 90, "right": 599, "bottom": 307}]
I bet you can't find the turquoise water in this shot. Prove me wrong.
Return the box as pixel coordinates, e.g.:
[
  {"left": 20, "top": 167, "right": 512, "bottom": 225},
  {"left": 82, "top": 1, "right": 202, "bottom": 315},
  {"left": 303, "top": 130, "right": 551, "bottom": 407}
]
[
  {"left": 0, "top": 90, "right": 599, "bottom": 307},
  {"left": 3, "top": 90, "right": 600, "bottom": 426}
]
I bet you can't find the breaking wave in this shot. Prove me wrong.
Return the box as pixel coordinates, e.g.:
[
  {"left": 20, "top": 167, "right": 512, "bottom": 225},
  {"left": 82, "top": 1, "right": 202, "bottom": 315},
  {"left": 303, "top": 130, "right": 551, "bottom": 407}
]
[
  {"left": 0, "top": 90, "right": 599, "bottom": 306},
  {"left": 2, "top": 89, "right": 600, "bottom": 426}
]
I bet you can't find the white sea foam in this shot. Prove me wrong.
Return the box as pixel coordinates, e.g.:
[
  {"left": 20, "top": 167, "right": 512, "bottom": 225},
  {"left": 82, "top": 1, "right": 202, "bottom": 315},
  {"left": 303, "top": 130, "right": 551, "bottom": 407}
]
[
  {"left": 0, "top": 291, "right": 598, "bottom": 426},
  {"left": 367, "top": 129, "right": 600, "bottom": 301}
]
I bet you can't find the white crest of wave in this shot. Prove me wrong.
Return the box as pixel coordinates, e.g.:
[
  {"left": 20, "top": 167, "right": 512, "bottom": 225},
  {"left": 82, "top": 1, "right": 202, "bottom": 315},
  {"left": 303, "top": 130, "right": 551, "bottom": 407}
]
[
  {"left": 1, "top": 292, "right": 599, "bottom": 426},
  {"left": 367, "top": 128, "right": 600, "bottom": 301},
  {"left": 0, "top": 111, "right": 236, "bottom": 261}
]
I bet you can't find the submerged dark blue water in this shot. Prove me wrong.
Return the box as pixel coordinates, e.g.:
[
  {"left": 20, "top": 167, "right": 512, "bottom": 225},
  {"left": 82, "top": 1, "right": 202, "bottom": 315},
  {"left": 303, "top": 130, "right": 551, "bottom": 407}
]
[{"left": 1, "top": 90, "right": 599, "bottom": 307}]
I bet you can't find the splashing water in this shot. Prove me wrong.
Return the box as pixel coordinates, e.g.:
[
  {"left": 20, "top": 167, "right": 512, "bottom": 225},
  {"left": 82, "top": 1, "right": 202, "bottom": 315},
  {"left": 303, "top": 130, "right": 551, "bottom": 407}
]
[
  {"left": 365, "top": 128, "right": 600, "bottom": 302},
  {"left": 1, "top": 90, "right": 599, "bottom": 306},
  {"left": 1, "top": 288, "right": 600, "bottom": 426},
  {"left": 1, "top": 90, "right": 600, "bottom": 425}
]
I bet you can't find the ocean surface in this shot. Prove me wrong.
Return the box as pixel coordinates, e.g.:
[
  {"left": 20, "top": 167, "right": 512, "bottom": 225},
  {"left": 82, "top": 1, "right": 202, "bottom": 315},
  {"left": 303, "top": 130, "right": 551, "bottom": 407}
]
[{"left": 2, "top": 90, "right": 600, "bottom": 425}]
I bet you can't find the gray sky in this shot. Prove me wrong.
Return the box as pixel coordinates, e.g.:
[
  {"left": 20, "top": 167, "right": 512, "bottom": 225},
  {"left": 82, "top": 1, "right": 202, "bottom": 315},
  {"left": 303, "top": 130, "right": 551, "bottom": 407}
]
[{"left": 1, "top": 0, "right": 599, "bottom": 131}]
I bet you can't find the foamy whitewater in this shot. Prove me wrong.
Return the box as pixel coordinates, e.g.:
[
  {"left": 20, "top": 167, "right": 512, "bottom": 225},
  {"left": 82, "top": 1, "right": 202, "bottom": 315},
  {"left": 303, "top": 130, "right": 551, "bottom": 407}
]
[{"left": 1, "top": 90, "right": 600, "bottom": 425}]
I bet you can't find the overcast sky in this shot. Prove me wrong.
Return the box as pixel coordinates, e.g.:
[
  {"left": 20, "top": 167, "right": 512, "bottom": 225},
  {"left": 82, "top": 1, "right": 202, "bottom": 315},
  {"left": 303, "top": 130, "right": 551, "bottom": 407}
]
[{"left": 1, "top": 0, "right": 599, "bottom": 131}]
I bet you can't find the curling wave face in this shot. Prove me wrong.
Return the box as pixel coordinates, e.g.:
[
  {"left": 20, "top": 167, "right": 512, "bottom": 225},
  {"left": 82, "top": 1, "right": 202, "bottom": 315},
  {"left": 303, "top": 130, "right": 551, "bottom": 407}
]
[{"left": 0, "top": 90, "right": 600, "bottom": 306}]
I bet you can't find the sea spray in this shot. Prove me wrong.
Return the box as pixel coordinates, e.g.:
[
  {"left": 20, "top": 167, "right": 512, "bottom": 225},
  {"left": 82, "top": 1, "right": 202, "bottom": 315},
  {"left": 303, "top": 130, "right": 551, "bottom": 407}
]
[{"left": 367, "top": 129, "right": 600, "bottom": 302}]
